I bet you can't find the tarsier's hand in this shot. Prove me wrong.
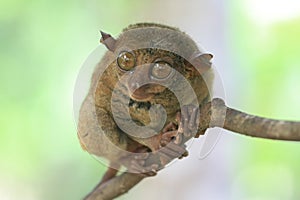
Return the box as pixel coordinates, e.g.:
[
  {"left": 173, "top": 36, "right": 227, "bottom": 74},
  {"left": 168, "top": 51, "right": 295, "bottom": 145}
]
[
  {"left": 157, "top": 122, "right": 187, "bottom": 166},
  {"left": 158, "top": 104, "right": 200, "bottom": 165},
  {"left": 119, "top": 104, "right": 200, "bottom": 176},
  {"left": 178, "top": 105, "right": 200, "bottom": 138}
]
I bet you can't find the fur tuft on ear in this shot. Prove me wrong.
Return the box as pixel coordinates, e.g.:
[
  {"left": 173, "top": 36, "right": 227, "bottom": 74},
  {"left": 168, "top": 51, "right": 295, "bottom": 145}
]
[{"left": 100, "top": 31, "right": 117, "bottom": 52}]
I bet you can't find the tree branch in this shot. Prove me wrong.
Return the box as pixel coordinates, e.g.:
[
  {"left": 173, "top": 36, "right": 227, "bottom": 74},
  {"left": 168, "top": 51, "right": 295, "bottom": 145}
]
[
  {"left": 84, "top": 98, "right": 300, "bottom": 200},
  {"left": 84, "top": 172, "right": 145, "bottom": 200},
  {"left": 204, "top": 98, "right": 300, "bottom": 141}
]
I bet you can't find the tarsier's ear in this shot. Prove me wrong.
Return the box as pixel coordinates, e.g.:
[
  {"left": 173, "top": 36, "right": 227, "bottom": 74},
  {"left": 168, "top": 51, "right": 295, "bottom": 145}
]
[
  {"left": 100, "top": 31, "right": 117, "bottom": 52},
  {"left": 187, "top": 53, "right": 213, "bottom": 74}
]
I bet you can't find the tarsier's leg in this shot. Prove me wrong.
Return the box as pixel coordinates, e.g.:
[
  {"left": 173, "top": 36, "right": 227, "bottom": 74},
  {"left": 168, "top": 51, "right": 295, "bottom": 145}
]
[
  {"left": 132, "top": 130, "right": 187, "bottom": 166},
  {"left": 120, "top": 134, "right": 186, "bottom": 176},
  {"left": 127, "top": 127, "right": 186, "bottom": 163}
]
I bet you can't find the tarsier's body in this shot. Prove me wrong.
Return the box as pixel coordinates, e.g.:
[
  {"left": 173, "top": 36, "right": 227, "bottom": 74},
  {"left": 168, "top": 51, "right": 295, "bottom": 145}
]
[{"left": 77, "top": 23, "right": 214, "bottom": 184}]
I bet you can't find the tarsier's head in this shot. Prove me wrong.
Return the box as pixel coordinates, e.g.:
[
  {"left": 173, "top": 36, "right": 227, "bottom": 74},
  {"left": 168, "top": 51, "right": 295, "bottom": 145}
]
[{"left": 100, "top": 23, "right": 213, "bottom": 103}]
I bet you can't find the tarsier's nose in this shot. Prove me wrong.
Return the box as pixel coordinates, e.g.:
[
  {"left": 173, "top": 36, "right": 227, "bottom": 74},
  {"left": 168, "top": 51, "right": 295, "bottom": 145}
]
[
  {"left": 128, "top": 80, "right": 140, "bottom": 92},
  {"left": 127, "top": 64, "right": 151, "bottom": 93}
]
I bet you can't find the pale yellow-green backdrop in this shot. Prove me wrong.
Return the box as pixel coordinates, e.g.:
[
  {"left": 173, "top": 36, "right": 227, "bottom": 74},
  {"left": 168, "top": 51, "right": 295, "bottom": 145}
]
[{"left": 0, "top": 0, "right": 299, "bottom": 199}]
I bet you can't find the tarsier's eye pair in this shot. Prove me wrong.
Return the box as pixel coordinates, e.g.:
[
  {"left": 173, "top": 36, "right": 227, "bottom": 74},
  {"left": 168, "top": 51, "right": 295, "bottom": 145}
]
[{"left": 117, "top": 51, "right": 173, "bottom": 80}]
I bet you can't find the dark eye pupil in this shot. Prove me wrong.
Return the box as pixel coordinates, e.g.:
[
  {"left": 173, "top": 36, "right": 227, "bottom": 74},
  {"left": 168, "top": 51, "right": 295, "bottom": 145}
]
[
  {"left": 151, "top": 62, "right": 172, "bottom": 79},
  {"left": 117, "top": 51, "right": 135, "bottom": 71}
]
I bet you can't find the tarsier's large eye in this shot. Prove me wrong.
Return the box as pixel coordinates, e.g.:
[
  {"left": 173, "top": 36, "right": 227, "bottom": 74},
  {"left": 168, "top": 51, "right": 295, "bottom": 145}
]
[
  {"left": 150, "top": 61, "right": 173, "bottom": 80},
  {"left": 117, "top": 51, "right": 136, "bottom": 71}
]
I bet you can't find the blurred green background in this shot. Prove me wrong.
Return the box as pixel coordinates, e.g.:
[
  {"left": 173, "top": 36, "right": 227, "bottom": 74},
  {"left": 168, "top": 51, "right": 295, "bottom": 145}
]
[{"left": 0, "top": 0, "right": 299, "bottom": 199}]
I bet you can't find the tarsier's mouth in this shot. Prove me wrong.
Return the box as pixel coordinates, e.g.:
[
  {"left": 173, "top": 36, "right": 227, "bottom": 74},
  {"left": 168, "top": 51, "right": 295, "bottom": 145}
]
[
  {"left": 129, "top": 89, "right": 155, "bottom": 102},
  {"left": 130, "top": 93, "right": 154, "bottom": 101}
]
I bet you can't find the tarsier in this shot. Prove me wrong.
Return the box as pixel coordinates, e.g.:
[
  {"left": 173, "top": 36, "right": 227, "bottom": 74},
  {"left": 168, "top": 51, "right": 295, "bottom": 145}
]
[
  {"left": 77, "top": 23, "right": 214, "bottom": 187},
  {"left": 77, "top": 23, "right": 300, "bottom": 199}
]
